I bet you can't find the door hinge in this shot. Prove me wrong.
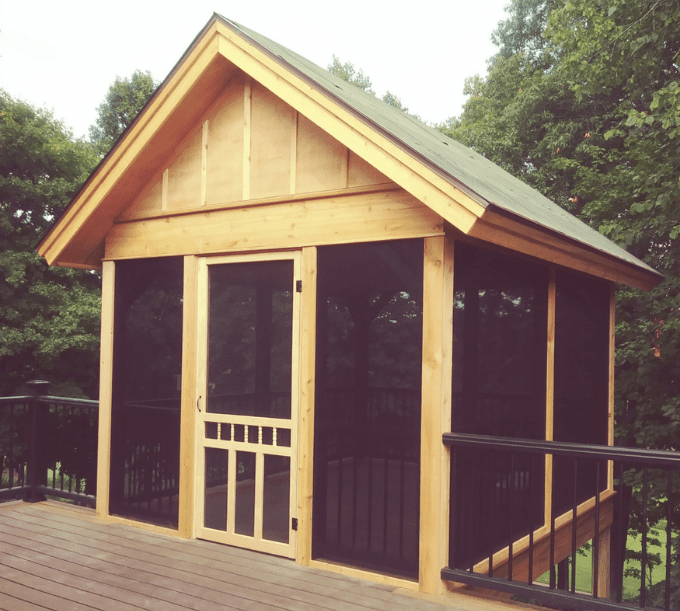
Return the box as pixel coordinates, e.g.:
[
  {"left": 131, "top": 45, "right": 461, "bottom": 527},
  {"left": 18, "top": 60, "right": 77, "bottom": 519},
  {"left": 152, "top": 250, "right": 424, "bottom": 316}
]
[
  {"left": 296, "top": 280, "right": 302, "bottom": 293},
  {"left": 291, "top": 517, "right": 298, "bottom": 531}
]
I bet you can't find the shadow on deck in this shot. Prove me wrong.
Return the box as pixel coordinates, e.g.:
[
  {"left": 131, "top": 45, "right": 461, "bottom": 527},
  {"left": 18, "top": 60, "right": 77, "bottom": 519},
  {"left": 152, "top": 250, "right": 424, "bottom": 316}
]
[{"left": 0, "top": 501, "right": 523, "bottom": 611}]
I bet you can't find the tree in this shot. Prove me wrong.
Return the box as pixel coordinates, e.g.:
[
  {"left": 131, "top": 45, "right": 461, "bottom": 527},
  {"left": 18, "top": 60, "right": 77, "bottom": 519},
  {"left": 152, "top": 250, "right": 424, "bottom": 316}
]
[
  {"left": 445, "top": 0, "right": 680, "bottom": 604},
  {"left": 0, "top": 92, "right": 101, "bottom": 397},
  {"left": 89, "top": 70, "right": 157, "bottom": 155},
  {"left": 328, "top": 55, "right": 375, "bottom": 94},
  {"left": 490, "top": 0, "right": 557, "bottom": 67}
]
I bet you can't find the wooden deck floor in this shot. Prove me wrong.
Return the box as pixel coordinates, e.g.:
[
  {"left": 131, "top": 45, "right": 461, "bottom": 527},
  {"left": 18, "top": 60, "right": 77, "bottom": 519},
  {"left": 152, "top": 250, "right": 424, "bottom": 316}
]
[{"left": 0, "top": 501, "right": 517, "bottom": 611}]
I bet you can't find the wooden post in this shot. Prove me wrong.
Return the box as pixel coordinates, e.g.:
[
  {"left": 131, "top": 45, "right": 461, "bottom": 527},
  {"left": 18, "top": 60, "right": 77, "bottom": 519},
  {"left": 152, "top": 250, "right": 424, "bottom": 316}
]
[
  {"left": 178, "top": 255, "right": 198, "bottom": 538},
  {"left": 596, "top": 525, "right": 612, "bottom": 598},
  {"left": 297, "top": 246, "right": 317, "bottom": 565},
  {"left": 419, "top": 235, "right": 454, "bottom": 594},
  {"left": 96, "top": 260, "right": 115, "bottom": 518}
]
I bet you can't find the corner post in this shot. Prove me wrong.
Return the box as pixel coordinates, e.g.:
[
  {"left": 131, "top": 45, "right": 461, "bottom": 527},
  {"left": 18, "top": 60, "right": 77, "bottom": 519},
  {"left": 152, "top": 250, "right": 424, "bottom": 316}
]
[
  {"left": 96, "top": 260, "right": 116, "bottom": 518},
  {"left": 419, "top": 235, "right": 454, "bottom": 594}
]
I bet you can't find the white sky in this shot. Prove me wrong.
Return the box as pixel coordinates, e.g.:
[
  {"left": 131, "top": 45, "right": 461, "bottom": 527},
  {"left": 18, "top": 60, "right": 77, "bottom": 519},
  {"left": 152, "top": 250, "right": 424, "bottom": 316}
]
[{"left": 0, "top": 0, "right": 509, "bottom": 140}]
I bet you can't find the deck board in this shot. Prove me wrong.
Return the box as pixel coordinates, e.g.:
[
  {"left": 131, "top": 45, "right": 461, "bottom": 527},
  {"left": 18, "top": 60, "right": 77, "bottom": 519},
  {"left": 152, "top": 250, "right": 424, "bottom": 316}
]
[
  {"left": 6, "top": 506, "right": 403, "bottom": 606},
  {"left": 1, "top": 502, "right": 475, "bottom": 611}
]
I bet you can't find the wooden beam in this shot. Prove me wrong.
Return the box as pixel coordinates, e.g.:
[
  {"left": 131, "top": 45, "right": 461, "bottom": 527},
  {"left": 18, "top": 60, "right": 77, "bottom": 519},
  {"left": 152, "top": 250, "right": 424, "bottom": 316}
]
[
  {"left": 470, "top": 211, "right": 658, "bottom": 290},
  {"left": 296, "top": 246, "right": 317, "bottom": 566},
  {"left": 243, "top": 77, "right": 252, "bottom": 200},
  {"left": 480, "top": 491, "right": 615, "bottom": 583},
  {"left": 439, "top": 237, "right": 455, "bottom": 594},
  {"left": 290, "top": 112, "right": 298, "bottom": 195},
  {"left": 95, "top": 260, "right": 115, "bottom": 519},
  {"left": 178, "top": 255, "right": 198, "bottom": 538},
  {"left": 419, "top": 236, "right": 454, "bottom": 594},
  {"left": 105, "top": 188, "right": 444, "bottom": 260},
  {"left": 162, "top": 169, "right": 169, "bottom": 212},
  {"left": 596, "top": 525, "right": 612, "bottom": 597},
  {"left": 201, "top": 121, "right": 208, "bottom": 206}
]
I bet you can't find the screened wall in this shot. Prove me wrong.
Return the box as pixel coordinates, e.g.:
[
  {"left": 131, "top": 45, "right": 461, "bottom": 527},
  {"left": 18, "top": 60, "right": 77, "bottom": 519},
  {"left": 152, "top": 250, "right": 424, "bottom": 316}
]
[
  {"left": 552, "top": 269, "right": 611, "bottom": 513},
  {"left": 448, "top": 241, "right": 613, "bottom": 569},
  {"left": 313, "top": 239, "right": 424, "bottom": 578},
  {"left": 450, "top": 242, "right": 548, "bottom": 569},
  {"left": 110, "top": 257, "right": 183, "bottom": 528}
]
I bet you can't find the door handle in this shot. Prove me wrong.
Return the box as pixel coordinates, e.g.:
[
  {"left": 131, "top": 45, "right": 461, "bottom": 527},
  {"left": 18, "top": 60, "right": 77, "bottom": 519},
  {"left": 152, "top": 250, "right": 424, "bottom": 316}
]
[{"left": 197, "top": 395, "right": 202, "bottom": 412}]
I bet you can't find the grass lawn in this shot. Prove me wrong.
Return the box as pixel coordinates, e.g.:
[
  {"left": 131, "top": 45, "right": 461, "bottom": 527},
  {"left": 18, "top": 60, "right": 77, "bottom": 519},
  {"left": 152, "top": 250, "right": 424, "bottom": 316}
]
[{"left": 535, "top": 523, "right": 669, "bottom": 602}]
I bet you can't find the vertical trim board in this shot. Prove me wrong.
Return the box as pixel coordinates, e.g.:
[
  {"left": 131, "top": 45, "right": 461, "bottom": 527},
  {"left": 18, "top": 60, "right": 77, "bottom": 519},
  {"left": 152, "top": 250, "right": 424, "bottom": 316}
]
[
  {"left": 96, "top": 260, "right": 115, "bottom": 519},
  {"left": 419, "top": 235, "right": 449, "bottom": 594},
  {"left": 178, "top": 255, "right": 199, "bottom": 538},
  {"left": 297, "top": 246, "right": 317, "bottom": 565}
]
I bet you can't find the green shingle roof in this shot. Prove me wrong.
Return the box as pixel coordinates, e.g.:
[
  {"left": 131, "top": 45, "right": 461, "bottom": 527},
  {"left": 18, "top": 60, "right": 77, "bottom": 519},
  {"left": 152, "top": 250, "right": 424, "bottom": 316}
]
[{"left": 218, "top": 14, "right": 661, "bottom": 283}]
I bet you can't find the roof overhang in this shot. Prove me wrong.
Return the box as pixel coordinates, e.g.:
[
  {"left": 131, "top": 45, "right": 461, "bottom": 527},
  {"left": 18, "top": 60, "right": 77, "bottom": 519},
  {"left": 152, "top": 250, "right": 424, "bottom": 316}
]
[{"left": 38, "top": 14, "right": 663, "bottom": 291}]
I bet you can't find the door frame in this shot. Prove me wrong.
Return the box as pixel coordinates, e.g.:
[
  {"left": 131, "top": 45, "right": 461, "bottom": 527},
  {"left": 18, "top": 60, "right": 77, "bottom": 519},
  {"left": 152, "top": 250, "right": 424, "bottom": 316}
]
[{"left": 193, "top": 250, "right": 301, "bottom": 558}]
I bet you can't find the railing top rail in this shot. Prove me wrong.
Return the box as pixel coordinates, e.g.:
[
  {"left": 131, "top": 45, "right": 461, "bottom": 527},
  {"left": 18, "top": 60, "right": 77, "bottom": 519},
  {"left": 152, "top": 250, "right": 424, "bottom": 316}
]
[
  {"left": 0, "top": 396, "right": 31, "bottom": 404},
  {"left": 39, "top": 396, "right": 99, "bottom": 409},
  {"left": 0, "top": 395, "right": 98, "bottom": 409},
  {"left": 443, "top": 432, "right": 680, "bottom": 468}
]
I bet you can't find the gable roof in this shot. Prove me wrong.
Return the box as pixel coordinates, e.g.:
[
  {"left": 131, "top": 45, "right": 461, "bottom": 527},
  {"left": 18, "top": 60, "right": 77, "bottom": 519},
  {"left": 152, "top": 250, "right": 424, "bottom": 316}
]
[{"left": 38, "top": 13, "right": 662, "bottom": 289}]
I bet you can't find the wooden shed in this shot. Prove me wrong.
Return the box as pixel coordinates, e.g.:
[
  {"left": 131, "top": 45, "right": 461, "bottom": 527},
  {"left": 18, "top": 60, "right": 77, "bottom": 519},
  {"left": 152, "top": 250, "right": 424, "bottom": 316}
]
[{"left": 38, "top": 13, "right": 662, "bottom": 599}]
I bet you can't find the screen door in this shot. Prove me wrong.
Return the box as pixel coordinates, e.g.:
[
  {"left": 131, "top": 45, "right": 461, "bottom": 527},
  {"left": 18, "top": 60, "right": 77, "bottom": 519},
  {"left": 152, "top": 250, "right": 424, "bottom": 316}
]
[{"left": 195, "top": 252, "right": 299, "bottom": 557}]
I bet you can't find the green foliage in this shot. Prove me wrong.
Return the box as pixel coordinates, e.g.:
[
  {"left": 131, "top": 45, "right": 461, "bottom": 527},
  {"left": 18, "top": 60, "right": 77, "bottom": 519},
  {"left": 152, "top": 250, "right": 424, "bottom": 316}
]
[
  {"left": 491, "top": 0, "right": 558, "bottom": 67},
  {"left": 0, "top": 91, "right": 101, "bottom": 397},
  {"left": 89, "top": 70, "right": 157, "bottom": 156},
  {"left": 446, "top": 0, "right": 680, "bottom": 603},
  {"left": 328, "top": 57, "right": 419, "bottom": 119},
  {"left": 328, "top": 55, "right": 375, "bottom": 93},
  {"left": 446, "top": 1, "right": 680, "bottom": 449}
]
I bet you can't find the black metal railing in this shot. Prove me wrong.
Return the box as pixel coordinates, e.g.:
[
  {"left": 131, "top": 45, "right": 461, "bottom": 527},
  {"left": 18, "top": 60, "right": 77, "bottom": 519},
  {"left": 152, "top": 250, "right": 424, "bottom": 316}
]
[
  {"left": 442, "top": 433, "right": 680, "bottom": 611},
  {"left": 109, "top": 400, "right": 180, "bottom": 527},
  {"left": 313, "top": 386, "right": 421, "bottom": 578},
  {"left": 0, "top": 380, "right": 98, "bottom": 507}
]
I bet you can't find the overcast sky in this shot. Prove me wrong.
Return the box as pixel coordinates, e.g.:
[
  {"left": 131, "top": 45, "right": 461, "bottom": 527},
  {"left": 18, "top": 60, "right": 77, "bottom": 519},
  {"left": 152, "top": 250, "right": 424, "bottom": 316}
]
[{"left": 0, "top": 0, "right": 509, "bottom": 139}]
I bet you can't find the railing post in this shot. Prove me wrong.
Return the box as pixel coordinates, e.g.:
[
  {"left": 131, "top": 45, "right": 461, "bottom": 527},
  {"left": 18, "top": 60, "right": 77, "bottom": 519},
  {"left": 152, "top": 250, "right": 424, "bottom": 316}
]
[{"left": 26, "top": 380, "right": 50, "bottom": 503}]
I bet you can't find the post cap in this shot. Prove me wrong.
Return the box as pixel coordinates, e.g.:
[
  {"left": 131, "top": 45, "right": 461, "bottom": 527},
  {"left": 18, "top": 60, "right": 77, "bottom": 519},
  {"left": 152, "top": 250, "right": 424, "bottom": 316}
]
[{"left": 26, "top": 380, "right": 50, "bottom": 396}]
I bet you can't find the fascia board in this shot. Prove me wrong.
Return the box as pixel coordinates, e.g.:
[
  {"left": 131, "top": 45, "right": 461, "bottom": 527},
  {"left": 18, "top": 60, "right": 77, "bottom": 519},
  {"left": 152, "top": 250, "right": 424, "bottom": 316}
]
[{"left": 37, "top": 24, "right": 224, "bottom": 266}]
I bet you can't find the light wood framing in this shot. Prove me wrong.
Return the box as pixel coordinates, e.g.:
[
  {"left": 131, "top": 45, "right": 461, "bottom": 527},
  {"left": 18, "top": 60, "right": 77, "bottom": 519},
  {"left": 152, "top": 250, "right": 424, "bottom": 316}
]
[
  {"left": 193, "top": 251, "right": 301, "bottom": 559},
  {"left": 37, "top": 16, "right": 660, "bottom": 292},
  {"left": 178, "top": 255, "right": 199, "bottom": 538},
  {"left": 296, "top": 246, "right": 317, "bottom": 566},
  {"left": 469, "top": 212, "right": 656, "bottom": 290},
  {"left": 95, "top": 261, "right": 115, "bottom": 519},
  {"left": 104, "top": 187, "right": 443, "bottom": 261},
  {"left": 34, "top": 12, "right": 662, "bottom": 600},
  {"left": 118, "top": 74, "right": 393, "bottom": 225},
  {"left": 482, "top": 491, "right": 616, "bottom": 583},
  {"left": 418, "top": 236, "right": 454, "bottom": 594}
]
